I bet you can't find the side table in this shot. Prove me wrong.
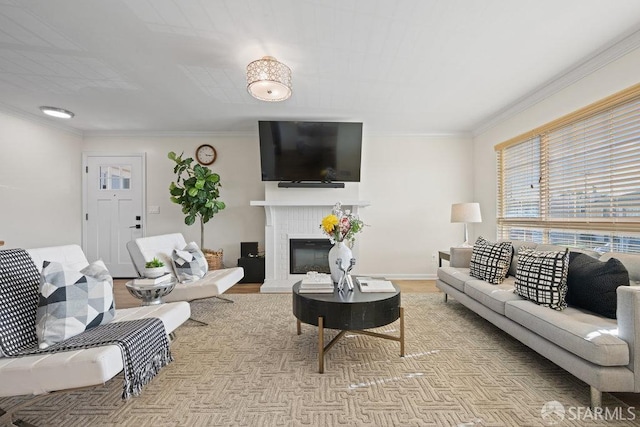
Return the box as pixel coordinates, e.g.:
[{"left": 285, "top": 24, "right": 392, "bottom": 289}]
[
  {"left": 438, "top": 250, "right": 450, "bottom": 267},
  {"left": 237, "top": 256, "right": 265, "bottom": 283},
  {"left": 125, "top": 278, "right": 177, "bottom": 306}
]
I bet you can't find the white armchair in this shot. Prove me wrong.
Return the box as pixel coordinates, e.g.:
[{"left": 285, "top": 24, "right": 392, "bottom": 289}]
[{"left": 126, "top": 233, "right": 244, "bottom": 311}]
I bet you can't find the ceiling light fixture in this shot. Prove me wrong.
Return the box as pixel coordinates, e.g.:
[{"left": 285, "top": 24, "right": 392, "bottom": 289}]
[
  {"left": 246, "top": 56, "right": 292, "bottom": 102},
  {"left": 40, "top": 106, "right": 75, "bottom": 119}
]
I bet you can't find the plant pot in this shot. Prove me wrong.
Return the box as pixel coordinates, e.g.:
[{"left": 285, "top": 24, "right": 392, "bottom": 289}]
[
  {"left": 203, "top": 249, "right": 223, "bottom": 271},
  {"left": 144, "top": 266, "right": 165, "bottom": 278}
]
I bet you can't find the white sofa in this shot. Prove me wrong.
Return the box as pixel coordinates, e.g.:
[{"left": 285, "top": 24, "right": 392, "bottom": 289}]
[
  {"left": 126, "top": 233, "right": 244, "bottom": 303},
  {"left": 436, "top": 241, "right": 640, "bottom": 408},
  {"left": 0, "top": 244, "right": 191, "bottom": 398}
]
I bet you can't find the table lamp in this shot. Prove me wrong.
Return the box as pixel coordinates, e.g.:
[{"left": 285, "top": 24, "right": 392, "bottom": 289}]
[{"left": 451, "top": 202, "right": 482, "bottom": 247}]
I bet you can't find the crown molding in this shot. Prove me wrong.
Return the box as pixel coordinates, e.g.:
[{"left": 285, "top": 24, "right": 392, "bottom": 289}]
[
  {"left": 365, "top": 131, "right": 472, "bottom": 139},
  {"left": 473, "top": 25, "right": 640, "bottom": 137},
  {"left": 0, "top": 102, "right": 82, "bottom": 136},
  {"left": 82, "top": 130, "right": 257, "bottom": 138},
  {"left": 81, "top": 129, "right": 472, "bottom": 139}
]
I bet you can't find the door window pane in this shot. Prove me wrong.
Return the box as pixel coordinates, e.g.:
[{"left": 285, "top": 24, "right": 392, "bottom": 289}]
[{"left": 99, "top": 165, "right": 132, "bottom": 190}]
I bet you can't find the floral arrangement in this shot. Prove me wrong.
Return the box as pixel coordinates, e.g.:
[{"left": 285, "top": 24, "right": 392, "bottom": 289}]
[{"left": 320, "top": 202, "right": 364, "bottom": 244}]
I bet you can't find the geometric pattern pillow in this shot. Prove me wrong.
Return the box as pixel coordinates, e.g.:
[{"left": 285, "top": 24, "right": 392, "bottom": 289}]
[
  {"left": 514, "top": 248, "right": 569, "bottom": 310},
  {"left": 172, "top": 242, "right": 208, "bottom": 283},
  {"left": 469, "top": 237, "right": 513, "bottom": 284},
  {"left": 36, "top": 259, "right": 116, "bottom": 349}
]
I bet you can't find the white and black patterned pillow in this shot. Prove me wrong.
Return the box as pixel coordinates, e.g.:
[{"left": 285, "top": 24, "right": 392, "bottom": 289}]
[
  {"left": 514, "top": 248, "right": 569, "bottom": 310},
  {"left": 36, "top": 259, "right": 116, "bottom": 349},
  {"left": 469, "top": 237, "right": 513, "bottom": 284},
  {"left": 0, "top": 249, "right": 40, "bottom": 356},
  {"left": 172, "top": 242, "right": 208, "bottom": 283}
]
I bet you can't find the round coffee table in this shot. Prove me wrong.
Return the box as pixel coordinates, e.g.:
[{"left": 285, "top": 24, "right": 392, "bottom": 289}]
[
  {"left": 125, "top": 278, "right": 177, "bottom": 306},
  {"left": 292, "top": 281, "right": 404, "bottom": 373}
]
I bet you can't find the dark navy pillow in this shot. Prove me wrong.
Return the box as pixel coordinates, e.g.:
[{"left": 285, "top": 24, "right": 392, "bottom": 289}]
[{"left": 567, "top": 253, "right": 630, "bottom": 319}]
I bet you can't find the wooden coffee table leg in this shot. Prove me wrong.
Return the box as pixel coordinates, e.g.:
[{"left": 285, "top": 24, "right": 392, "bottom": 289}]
[
  {"left": 318, "top": 316, "right": 324, "bottom": 374},
  {"left": 400, "top": 307, "right": 405, "bottom": 357}
]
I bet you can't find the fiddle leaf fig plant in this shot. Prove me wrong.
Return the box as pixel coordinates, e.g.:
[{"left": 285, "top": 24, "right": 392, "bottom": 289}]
[{"left": 168, "top": 151, "right": 225, "bottom": 249}]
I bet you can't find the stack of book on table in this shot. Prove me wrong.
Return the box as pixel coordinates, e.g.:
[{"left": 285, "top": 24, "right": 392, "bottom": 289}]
[
  {"left": 356, "top": 277, "right": 396, "bottom": 293},
  {"left": 299, "top": 273, "right": 334, "bottom": 293},
  {"left": 133, "top": 273, "right": 173, "bottom": 286}
]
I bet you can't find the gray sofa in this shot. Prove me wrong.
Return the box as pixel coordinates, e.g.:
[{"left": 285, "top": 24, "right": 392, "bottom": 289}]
[{"left": 435, "top": 241, "right": 640, "bottom": 408}]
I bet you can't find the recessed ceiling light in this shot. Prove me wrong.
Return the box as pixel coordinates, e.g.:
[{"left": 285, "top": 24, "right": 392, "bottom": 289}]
[{"left": 39, "top": 106, "right": 75, "bottom": 119}]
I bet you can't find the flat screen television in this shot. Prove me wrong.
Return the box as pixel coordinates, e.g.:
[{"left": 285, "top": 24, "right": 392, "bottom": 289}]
[{"left": 258, "top": 121, "right": 363, "bottom": 182}]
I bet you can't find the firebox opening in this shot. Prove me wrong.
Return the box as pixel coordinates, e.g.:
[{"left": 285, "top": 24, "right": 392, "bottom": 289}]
[{"left": 289, "top": 238, "right": 332, "bottom": 275}]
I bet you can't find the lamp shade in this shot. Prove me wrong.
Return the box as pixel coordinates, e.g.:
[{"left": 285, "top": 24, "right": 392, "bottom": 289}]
[
  {"left": 450, "top": 203, "right": 482, "bottom": 223},
  {"left": 246, "top": 56, "right": 292, "bottom": 102}
]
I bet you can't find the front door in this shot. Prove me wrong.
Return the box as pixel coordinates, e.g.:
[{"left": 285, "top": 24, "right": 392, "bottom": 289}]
[{"left": 83, "top": 154, "right": 145, "bottom": 277}]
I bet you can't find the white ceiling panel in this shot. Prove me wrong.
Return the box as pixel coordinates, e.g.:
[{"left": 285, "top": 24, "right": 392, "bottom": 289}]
[{"left": 0, "top": 0, "right": 638, "bottom": 134}]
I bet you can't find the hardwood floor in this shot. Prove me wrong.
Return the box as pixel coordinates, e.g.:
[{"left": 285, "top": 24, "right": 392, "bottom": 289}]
[{"left": 113, "top": 279, "right": 439, "bottom": 310}]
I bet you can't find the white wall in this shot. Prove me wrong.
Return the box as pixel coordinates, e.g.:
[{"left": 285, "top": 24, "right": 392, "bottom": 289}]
[
  {"left": 82, "top": 134, "right": 265, "bottom": 266},
  {"left": 0, "top": 112, "right": 83, "bottom": 249},
  {"left": 83, "top": 132, "right": 474, "bottom": 278},
  {"left": 473, "top": 47, "right": 640, "bottom": 241},
  {"left": 1, "top": 112, "right": 474, "bottom": 279},
  {"left": 358, "top": 134, "right": 473, "bottom": 278}
]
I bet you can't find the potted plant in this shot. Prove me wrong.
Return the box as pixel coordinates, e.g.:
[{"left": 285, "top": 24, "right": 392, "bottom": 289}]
[
  {"left": 168, "top": 151, "right": 226, "bottom": 269},
  {"left": 144, "top": 257, "right": 165, "bottom": 278}
]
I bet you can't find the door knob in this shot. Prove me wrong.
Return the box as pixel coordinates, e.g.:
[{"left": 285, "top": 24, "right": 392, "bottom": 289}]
[{"left": 129, "top": 224, "right": 141, "bottom": 229}]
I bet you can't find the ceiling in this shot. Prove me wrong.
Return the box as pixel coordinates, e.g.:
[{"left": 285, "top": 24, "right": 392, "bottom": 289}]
[{"left": 1, "top": 0, "right": 640, "bottom": 135}]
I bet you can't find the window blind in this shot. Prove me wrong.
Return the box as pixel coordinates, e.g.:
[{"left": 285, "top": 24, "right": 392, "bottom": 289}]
[{"left": 496, "top": 85, "right": 640, "bottom": 254}]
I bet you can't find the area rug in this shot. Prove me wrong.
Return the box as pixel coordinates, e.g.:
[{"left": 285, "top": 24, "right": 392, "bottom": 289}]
[{"left": 1, "top": 294, "right": 637, "bottom": 426}]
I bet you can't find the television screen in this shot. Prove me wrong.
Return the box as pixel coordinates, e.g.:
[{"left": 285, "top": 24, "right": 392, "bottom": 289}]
[{"left": 258, "top": 121, "right": 363, "bottom": 182}]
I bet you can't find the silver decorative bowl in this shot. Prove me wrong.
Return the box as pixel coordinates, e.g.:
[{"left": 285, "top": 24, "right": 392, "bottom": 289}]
[{"left": 126, "top": 279, "right": 176, "bottom": 305}]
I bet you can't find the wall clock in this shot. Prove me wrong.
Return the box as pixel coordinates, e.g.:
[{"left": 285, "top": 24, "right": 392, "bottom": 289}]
[{"left": 195, "top": 144, "right": 217, "bottom": 165}]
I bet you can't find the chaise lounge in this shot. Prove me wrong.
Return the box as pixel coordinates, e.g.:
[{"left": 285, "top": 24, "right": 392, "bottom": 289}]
[
  {"left": 0, "top": 244, "right": 191, "bottom": 424},
  {"left": 126, "top": 233, "right": 244, "bottom": 304}
]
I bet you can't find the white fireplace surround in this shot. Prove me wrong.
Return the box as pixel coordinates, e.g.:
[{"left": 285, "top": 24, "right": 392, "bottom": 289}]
[{"left": 250, "top": 200, "right": 370, "bottom": 292}]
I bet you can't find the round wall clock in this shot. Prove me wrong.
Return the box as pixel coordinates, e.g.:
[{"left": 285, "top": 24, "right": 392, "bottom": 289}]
[{"left": 195, "top": 144, "right": 217, "bottom": 165}]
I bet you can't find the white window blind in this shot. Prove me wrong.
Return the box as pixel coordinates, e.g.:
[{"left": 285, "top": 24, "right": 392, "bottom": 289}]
[
  {"left": 498, "top": 136, "right": 540, "bottom": 219},
  {"left": 496, "top": 87, "right": 640, "bottom": 254}
]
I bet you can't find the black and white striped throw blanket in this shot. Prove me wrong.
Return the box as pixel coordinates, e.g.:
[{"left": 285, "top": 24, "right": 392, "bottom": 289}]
[
  {"left": 0, "top": 248, "right": 172, "bottom": 399},
  {"left": 14, "top": 318, "right": 173, "bottom": 399}
]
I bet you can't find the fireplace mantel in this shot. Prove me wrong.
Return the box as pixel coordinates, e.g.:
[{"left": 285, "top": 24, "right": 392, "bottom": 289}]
[{"left": 251, "top": 200, "right": 370, "bottom": 292}]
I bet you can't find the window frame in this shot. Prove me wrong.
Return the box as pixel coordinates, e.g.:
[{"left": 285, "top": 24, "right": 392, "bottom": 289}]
[{"left": 495, "top": 83, "right": 640, "bottom": 253}]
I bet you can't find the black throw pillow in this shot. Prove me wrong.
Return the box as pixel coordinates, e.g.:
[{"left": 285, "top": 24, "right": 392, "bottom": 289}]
[{"left": 566, "top": 253, "right": 630, "bottom": 319}]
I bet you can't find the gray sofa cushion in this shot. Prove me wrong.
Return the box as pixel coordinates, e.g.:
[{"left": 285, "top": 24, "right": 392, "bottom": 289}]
[
  {"left": 436, "top": 267, "right": 472, "bottom": 292},
  {"left": 464, "top": 277, "right": 523, "bottom": 315},
  {"left": 505, "top": 300, "right": 629, "bottom": 366}
]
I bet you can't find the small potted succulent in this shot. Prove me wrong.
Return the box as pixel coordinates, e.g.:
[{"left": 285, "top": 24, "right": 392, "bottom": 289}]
[{"left": 144, "top": 257, "right": 165, "bottom": 278}]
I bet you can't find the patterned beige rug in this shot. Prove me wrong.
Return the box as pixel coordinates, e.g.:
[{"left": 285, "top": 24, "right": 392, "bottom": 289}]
[{"left": 1, "top": 294, "right": 638, "bottom": 426}]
